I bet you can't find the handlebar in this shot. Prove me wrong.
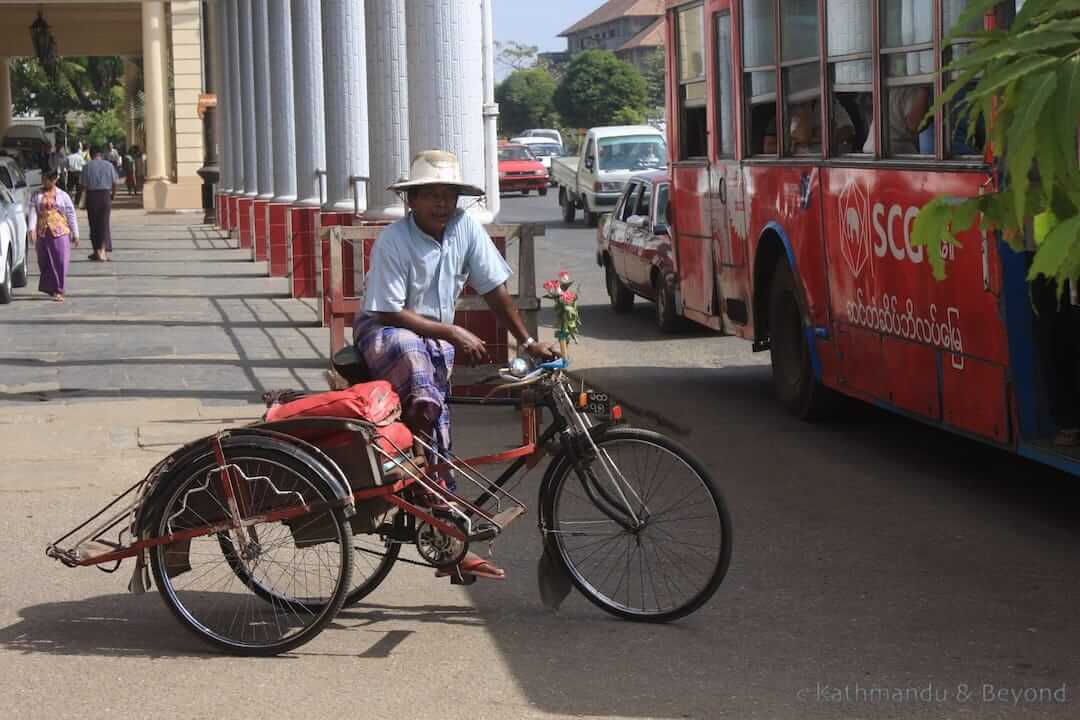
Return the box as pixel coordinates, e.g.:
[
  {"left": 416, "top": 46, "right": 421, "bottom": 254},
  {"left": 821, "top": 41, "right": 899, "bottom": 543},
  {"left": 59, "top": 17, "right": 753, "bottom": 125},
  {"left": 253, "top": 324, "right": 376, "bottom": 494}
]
[{"left": 495, "top": 356, "right": 570, "bottom": 386}]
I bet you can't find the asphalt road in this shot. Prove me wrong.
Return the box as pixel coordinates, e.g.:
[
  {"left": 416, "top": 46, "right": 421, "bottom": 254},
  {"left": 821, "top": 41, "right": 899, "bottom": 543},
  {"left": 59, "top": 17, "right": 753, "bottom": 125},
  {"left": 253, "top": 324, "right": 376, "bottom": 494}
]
[
  {"left": 498, "top": 190, "right": 1080, "bottom": 719},
  {"left": 1, "top": 199, "right": 1078, "bottom": 720}
]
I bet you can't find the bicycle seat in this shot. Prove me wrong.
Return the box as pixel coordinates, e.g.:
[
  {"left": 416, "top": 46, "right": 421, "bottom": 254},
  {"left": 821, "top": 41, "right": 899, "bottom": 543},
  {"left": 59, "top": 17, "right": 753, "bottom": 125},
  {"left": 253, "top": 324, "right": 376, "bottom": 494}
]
[{"left": 331, "top": 345, "right": 373, "bottom": 385}]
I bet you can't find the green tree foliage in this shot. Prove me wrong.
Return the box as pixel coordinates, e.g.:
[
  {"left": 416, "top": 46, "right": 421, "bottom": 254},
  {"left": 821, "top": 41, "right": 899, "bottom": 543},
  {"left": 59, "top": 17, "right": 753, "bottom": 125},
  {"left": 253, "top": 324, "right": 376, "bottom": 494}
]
[
  {"left": 495, "top": 67, "right": 558, "bottom": 135},
  {"left": 912, "top": 0, "right": 1080, "bottom": 286},
  {"left": 12, "top": 56, "right": 124, "bottom": 127},
  {"left": 641, "top": 49, "right": 666, "bottom": 112},
  {"left": 80, "top": 108, "right": 127, "bottom": 149},
  {"left": 553, "top": 50, "right": 648, "bottom": 129},
  {"left": 611, "top": 106, "right": 646, "bottom": 125}
]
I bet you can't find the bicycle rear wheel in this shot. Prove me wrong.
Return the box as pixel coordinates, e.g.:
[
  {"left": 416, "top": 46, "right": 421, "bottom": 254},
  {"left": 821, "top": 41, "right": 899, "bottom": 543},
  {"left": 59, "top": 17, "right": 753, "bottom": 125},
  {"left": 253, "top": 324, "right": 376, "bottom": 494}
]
[
  {"left": 150, "top": 444, "right": 353, "bottom": 655},
  {"left": 541, "top": 427, "right": 731, "bottom": 622}
]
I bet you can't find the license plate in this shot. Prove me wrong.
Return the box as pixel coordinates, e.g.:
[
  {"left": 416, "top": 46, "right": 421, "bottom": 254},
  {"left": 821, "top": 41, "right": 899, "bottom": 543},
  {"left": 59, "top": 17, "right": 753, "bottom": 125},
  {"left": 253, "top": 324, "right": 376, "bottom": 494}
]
[{"left": 584, "top": 391, "right": 612, "bottom": 418}]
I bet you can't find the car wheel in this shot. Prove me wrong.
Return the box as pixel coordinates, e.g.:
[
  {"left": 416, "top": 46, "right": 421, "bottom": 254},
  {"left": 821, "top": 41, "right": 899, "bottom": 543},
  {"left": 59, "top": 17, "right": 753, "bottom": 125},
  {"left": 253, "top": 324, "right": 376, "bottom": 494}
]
[
  {"left": 0, "top": 249, "right": 13, "bottom": 304},
  {"left": 561, "top": 191, "right": 576, "bottom": 223},
  {"left": 12, "top": 239, "right": 28, "bottom": 288},
  {"left": 539, "top": 187, "right": 548, "bottom": 197},
  {"left": 656, "top": 276, "right": 679, "bottom": 333},
  {"left": 605, "top": 258, "right": 633, "bottom": 314},
  {"left": 522, "top": 189, "right": 530, "bottom": 196},
  {"left": 583, "top": 201, "right": 598, "bottom": 228}
]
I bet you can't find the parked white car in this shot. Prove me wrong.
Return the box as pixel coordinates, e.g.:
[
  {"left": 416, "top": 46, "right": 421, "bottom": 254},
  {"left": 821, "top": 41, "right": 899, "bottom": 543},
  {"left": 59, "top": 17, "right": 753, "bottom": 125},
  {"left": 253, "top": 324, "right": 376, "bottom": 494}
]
[
  {"left": 0, "top": 154, "right": 35, "bottom": 212},
  {"left": 508, "top": 136, "right": 562, "bottom": 181},
  {"left": 0, "top": 183, "right": 30, "bottom": 303}
]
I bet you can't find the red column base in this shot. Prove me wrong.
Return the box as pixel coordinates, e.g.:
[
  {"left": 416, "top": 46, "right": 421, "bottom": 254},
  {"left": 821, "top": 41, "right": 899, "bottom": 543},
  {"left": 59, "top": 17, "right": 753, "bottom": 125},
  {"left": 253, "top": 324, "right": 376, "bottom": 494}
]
[
  {"left": 267, "top": 203, "right": 290, "bottom": 277},
  {"left": 253, "top": 199, "right": 271, "bottom": 262},
  {"left": 288, "top": 206, "right": 320, "bottom": 299},
  {"left": 227, "top": 195, "right": 240, "bottom": 234},
  {"left": 237, "top": 197, "right": 254, "bottom": 249}
]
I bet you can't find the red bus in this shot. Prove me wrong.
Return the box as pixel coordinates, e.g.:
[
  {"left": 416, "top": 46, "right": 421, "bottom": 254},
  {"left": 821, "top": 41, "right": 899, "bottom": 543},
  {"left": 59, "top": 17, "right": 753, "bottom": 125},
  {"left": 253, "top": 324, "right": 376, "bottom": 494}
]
[{"left": 661, "top": 1, "right": 1080, "bottom": 474}]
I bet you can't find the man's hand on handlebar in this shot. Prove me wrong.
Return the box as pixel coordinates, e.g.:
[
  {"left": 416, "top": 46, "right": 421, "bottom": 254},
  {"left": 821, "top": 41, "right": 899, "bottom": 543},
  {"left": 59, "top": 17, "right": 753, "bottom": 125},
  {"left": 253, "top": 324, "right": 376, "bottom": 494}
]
[{"left": 525, "top": 340, "right": 560, "bottom": 361}]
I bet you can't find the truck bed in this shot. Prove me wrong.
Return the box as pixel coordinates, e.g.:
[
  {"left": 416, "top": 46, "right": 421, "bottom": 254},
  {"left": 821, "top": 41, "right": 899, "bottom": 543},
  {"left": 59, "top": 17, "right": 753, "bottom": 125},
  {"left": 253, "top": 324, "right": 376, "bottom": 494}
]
[{"left": 551, "top": 156, "right": 580, "bottom": 190}]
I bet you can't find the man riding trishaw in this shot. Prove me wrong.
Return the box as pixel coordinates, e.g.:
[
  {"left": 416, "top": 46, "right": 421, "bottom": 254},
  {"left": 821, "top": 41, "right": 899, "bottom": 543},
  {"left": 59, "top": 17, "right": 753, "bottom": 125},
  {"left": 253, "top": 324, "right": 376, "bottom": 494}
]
[{"left": 353, "top": 149, "right": 559, "bottom": 581}]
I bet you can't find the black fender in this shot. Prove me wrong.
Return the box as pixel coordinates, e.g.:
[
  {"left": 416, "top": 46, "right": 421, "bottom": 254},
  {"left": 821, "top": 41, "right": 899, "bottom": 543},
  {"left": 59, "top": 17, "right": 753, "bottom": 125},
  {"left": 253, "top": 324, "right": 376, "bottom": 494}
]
[
  {"left": 536, "top": 422, "right": 614, "bottom": 523},
  {"left": 133, "top": 429, "right": 355, "bottom": 540}
]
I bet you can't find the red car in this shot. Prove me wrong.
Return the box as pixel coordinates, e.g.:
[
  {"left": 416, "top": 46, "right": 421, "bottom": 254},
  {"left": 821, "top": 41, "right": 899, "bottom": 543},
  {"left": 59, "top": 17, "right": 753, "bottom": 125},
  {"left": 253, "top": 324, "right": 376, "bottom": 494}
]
[{"left": 498, "top": 143, "right": 548, "bottom": 196}]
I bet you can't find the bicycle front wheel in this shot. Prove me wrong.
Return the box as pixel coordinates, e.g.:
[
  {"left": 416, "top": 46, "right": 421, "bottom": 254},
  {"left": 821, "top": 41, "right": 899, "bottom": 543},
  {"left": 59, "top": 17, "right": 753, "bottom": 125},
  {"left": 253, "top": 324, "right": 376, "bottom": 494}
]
[
  {"left": 150, "top": 444, "right": 353, "bottom": 655},
  {"left": 541, "top": 427, "right": 731, "bottom": 622}
]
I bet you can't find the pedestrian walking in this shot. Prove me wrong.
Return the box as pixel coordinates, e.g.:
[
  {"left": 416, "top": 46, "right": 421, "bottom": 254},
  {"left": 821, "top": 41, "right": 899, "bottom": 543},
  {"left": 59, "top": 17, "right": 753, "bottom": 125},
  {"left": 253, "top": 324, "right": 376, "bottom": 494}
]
[
  {"left": 122, "top": 151, "right": 136, "bottom": 196},
  {"left": 64, "top": 143, "right": 86, "bottom": 206},
  {"left": 83, "top": 146, "right": 119, "bottom": 262},
  {"left": 107, "top": 142, "right": 122, "bottom": 170},
  {"left": 29, "top": 170, "right": 79, "bottom": 302}
]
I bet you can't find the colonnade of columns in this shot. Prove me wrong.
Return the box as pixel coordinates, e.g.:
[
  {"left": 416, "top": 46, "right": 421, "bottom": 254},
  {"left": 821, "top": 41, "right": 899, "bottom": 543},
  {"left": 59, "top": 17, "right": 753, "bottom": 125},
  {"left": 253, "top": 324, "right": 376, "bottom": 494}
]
[{"left": 212, "top": 0, "right": 500, "bottom": 302}]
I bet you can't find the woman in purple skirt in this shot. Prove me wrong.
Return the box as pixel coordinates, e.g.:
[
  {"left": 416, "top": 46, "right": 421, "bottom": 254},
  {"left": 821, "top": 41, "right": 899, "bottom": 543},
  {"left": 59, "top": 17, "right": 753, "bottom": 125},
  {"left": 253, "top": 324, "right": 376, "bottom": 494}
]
[{"left": 29, "top": 170, "right": 80, "bottom": 302}]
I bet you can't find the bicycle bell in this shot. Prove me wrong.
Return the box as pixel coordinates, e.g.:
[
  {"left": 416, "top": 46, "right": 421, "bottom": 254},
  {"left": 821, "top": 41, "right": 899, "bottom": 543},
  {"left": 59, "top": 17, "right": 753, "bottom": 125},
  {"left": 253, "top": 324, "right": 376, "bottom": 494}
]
[{"left": 509, "top": 357, "right": 530, "bottom": 378}]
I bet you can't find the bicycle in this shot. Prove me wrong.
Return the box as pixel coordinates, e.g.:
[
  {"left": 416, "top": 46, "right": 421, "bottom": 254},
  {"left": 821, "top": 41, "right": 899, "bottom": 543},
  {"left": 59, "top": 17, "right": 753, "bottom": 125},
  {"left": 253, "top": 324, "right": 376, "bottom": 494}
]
[{"left": 46, "top": 353, "right": 732, "bottom": 655}]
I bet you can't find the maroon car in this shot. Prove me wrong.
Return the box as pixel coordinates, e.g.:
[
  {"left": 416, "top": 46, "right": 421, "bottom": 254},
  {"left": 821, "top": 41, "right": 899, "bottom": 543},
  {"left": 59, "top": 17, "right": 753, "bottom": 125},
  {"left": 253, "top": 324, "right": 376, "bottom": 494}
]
[{"left": 596, "top": 171, "right": 678, "bottom": 332}]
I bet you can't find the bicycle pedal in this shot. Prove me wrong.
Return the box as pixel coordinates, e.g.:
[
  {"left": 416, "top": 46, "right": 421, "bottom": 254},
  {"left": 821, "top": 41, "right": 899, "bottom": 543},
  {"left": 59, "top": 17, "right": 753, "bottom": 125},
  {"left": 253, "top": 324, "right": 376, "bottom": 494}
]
[
  {"left": 467, "top": 521, "right": 499, "bottom": 543},
  {"left": 450, "top": 572, "right": 477, "bottom": 586}
]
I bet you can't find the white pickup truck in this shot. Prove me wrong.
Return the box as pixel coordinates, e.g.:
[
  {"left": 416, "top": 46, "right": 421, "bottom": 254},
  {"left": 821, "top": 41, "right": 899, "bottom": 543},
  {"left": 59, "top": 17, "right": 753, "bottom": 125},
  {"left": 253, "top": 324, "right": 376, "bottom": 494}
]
[{"left": 552, "top": 125, "right": 667, "bottom": 227}]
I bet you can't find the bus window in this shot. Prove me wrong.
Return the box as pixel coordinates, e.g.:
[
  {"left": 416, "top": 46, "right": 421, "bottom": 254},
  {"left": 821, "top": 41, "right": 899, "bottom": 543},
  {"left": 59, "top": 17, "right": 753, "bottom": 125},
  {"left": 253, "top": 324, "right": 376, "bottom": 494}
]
[
  {"left": 878, "top": 0, "right": 935, "bottom": 156},
  {"left": 714, "top": 12, "right": 735, "bottom": 158},
  {"left": 943, "top": 0, "right": 985, "bottom": 157},
  {"left": 677, "top": 4, "right": 707, "bottom": 159},
  {"left": 781, "top": 0, "right": 822, "bottom": 156},
  {"left": 826, "top": 0, "right": 873, "bottom": 155},
  {"left": 742, "top": 0, "right": 777, "bottom": 156}
]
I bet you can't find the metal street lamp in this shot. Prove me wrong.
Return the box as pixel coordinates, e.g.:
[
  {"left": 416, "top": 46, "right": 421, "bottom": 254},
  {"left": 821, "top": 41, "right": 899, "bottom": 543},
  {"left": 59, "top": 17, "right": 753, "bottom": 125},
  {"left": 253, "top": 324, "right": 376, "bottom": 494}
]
[
  {"left": 30, "top": 11, "right": 59, "bottom": 79},
  {"left": 195, "top": 0, "right": 218, "bottom": 224}
]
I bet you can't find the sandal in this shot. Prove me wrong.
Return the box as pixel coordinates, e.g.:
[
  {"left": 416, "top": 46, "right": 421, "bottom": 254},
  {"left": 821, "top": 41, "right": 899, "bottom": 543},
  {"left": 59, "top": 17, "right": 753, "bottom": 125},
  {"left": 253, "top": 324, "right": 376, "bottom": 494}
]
[
  {"left": 87, "top": 253, "right": 101, "bottom": 261},
  {"left": 435, "top": 551, "right": 505, "bottom": 580}
]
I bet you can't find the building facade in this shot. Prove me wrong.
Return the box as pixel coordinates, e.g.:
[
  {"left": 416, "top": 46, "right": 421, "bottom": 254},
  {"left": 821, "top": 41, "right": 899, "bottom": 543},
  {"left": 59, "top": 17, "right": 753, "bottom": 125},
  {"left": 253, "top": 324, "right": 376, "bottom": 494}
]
[{"left": 558, "top": 0, "right": 663, "bottom": 72}]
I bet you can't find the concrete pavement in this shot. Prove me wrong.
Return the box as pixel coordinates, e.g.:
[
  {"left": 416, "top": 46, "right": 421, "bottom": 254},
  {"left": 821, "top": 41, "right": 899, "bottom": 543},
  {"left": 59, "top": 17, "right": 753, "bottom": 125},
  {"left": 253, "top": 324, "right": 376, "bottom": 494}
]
[{"left": 2, "top": 201, "right": 1079, "bottom": 720}]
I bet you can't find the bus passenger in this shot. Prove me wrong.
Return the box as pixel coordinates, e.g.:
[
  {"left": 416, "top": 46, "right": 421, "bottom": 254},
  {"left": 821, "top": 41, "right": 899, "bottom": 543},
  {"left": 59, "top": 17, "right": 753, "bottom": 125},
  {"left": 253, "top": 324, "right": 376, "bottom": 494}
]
[{"left": 864, "top": 85, "right": 934, "bottom": 155}]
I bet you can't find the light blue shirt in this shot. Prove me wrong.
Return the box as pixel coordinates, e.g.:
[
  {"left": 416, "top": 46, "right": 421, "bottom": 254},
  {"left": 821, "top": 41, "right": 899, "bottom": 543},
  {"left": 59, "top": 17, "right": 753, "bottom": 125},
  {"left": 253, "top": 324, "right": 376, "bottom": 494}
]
[
  {"left": 82, "top": 157, "right": 118, "bottom": 190},
  {"left": 362, "top": 210, "right": 511, "bottom": 324}
]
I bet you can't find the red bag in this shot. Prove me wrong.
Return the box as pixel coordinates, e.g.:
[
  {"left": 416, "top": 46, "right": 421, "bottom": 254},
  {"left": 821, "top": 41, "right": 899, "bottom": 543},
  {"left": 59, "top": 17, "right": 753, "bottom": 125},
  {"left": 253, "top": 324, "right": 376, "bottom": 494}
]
[{"left": 264, "top": 381, "right": 401, "bottom": 426}]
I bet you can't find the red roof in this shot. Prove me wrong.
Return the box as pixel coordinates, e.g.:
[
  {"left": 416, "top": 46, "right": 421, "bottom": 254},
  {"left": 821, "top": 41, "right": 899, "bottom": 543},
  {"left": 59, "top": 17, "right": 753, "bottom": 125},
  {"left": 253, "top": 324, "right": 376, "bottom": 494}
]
[
  {"left": 617, "top": 16, "right": 665, "bottom": 51},
  {"left": 558, "top": 0, "right": 664, "bottom": 37}
]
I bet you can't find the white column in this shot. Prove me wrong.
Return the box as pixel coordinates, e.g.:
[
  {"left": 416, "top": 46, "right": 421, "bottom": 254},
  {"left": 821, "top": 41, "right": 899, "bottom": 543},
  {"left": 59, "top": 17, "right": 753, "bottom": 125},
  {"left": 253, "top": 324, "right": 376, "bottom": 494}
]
[
  {"left": 406, "top": 0, "right": 487, "bottom": 217},
  {"left": 481, "top": 0, "right": 499, "bottom": 220},
  {"left": 225, "top": 0, "right": 244, "bottom": 194},
  {"left": 252, "top": 0, "right": 274, "bottom": 200},
  {"left": 268, "top": 0, "right": 297, "bottom": 203},
  {"left": 142, "top": 1, "right": 170, "bottom": 186},
  {"left": 238, "top": 0, "right": 258, "bottom": 197},
  {"left": 212, "top": 0, "right": 231, "bottom": 193},
  {"left": 291, "top": 0, "right": 326, "bottom": 207},
  {"left": 0, "top": 58, "right": 12, "bottom": 138},
  {"left": 321, "top": 0, "right": 369, "bottom": 213},
  {"left": 364, "top": 0, "right": 408, "bottom": 219}
]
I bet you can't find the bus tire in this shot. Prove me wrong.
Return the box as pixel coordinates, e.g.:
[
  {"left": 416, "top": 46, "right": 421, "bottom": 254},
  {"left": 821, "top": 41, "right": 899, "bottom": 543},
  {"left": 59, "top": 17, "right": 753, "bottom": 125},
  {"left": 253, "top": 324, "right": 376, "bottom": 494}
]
[
  {"left": 561, "top": 190, "right": 576, "bottom": 223},
  {"left": 768, "top": 259, "right": 834, "bottom": 420}
]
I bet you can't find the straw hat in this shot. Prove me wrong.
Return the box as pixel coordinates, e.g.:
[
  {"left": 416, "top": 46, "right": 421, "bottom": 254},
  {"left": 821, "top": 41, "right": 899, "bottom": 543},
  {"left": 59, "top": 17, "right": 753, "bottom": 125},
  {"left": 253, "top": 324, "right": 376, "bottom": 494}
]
[{"left": 388, "top": 149, "right": 485, "bottom": 197}]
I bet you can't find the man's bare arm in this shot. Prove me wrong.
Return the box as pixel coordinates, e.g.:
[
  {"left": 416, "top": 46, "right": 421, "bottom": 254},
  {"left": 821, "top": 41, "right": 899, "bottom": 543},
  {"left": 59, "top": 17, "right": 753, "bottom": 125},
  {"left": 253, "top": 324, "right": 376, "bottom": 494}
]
[
  {"left": 481, "top": 285, "right": 559, "bottom": 359},
  {"left": 372, "top": 309, "right": 488, "bottom": 365}
]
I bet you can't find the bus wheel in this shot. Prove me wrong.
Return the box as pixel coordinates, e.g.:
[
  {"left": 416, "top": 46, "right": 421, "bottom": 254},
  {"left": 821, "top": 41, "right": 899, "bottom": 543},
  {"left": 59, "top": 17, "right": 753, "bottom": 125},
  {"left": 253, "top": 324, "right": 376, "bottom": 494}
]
[
  {"left": 561, "top": 190, "right": 576, "bottom": 223},
  {"left": 768, "top": 259, "right": 834, "bottom": 420}
]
